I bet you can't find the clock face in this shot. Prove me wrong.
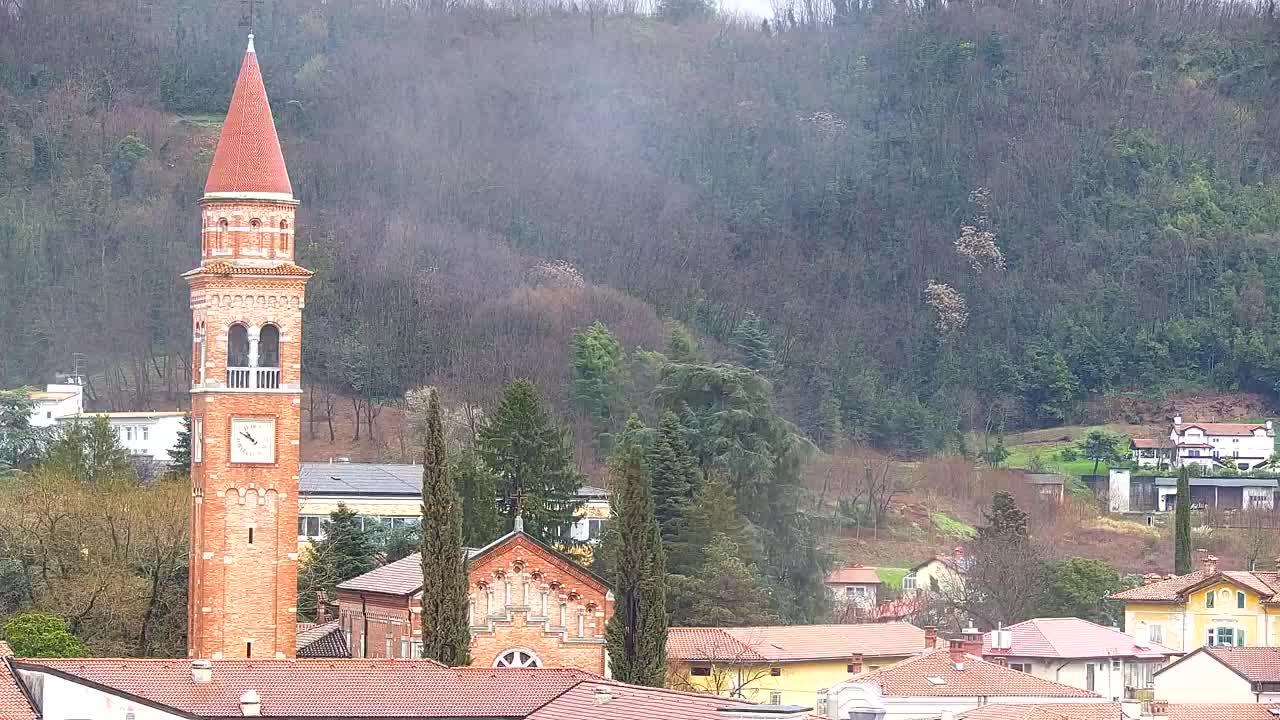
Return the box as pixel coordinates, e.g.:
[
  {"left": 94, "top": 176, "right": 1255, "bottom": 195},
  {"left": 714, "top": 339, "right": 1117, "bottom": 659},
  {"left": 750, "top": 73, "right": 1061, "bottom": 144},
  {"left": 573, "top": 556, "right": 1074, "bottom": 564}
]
[{"left": 230, "top": 418, "right": 275, "bottom": 464}]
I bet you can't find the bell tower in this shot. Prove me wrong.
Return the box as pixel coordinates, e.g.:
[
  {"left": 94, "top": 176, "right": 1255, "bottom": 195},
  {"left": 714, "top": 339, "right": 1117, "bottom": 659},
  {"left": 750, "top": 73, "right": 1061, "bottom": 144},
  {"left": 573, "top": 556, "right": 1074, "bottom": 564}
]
[{"left": 186, "top": 34, "right": 310, "bottom": 660}]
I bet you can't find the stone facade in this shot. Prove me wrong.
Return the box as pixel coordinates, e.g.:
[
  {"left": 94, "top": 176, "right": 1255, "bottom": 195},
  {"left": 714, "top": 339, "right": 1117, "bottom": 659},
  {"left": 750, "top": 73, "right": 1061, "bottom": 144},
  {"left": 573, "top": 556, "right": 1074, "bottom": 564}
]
[{"left": 336, "top": 533, "right": 613, "bottom": 674}]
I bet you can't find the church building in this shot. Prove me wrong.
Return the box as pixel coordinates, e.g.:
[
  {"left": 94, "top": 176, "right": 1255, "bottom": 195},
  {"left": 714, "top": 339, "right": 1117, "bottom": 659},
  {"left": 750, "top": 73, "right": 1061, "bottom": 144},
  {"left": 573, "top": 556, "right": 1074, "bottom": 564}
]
[{"left": 185, "top": 34, "right": 310, "bottom": 660}]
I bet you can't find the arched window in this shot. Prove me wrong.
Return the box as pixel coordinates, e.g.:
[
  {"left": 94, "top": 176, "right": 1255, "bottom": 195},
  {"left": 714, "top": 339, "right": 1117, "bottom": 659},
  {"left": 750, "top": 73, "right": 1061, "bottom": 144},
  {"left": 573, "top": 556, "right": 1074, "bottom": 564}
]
[
  {"left": 228, "top": 324, "right": 250, "bottom": 367},
  {"left": 493, "top": 649, "right": 541, "bottom": 668},
  {"left": 279, "top": 220, "right": 289, "bottom": 252},
  {"left": 250, "top": 219, "right": 261, "bottom": 252},
  {"left": 217, "top": 218, "right": 228, "bottom": 251},
  {"left": 259, "top": 324, "right": 280, "bottom": 368}
]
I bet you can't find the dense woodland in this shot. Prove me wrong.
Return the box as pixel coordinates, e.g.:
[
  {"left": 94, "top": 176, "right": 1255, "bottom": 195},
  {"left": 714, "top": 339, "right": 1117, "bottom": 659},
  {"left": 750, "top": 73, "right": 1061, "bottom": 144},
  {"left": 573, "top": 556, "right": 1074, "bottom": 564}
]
[{"left": 6, "top": 0, "right": 1280, "bottom": 459}]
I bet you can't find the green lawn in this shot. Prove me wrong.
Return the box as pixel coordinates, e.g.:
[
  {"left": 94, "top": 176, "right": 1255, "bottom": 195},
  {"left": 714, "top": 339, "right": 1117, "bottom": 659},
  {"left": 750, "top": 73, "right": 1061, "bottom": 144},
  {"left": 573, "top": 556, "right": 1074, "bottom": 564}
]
[
  {"left": 180, "top": 113, "right": 225, "bottom": 129},
  {"left": 929, "top": 511, "right": 976, "bottom": 539},
  {"left": 876, "top": 567, "right": 908, "bottom": 590},
  {"left": 1003, "top": 425, "right": 1130, "bottom": 476}
]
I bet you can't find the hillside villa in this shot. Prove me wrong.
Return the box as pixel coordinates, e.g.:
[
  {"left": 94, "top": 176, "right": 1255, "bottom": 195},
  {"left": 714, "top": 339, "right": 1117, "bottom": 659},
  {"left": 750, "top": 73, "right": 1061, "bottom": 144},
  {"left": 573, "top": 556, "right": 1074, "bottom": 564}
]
[
  {"left": 1130, "top": 416, "right": 1275, "bottom": 472},
  {"left": 825, "top": 565, "right": 882, "bottom": 608},
  {"left": 1112, "top": 555, "right": 1280, "bottom": 652},
  {"left": 1153, "top": 646, "right": 1280, "bottom": 704},
  {"left": 666, "top": 622, "right": 929, "bottom": 707},
  {"left": 903, "top": 547, "right": 969, "bottom": 595},
  {"left": 980, "top": 617, "right": 1180, "bottom": 701}
]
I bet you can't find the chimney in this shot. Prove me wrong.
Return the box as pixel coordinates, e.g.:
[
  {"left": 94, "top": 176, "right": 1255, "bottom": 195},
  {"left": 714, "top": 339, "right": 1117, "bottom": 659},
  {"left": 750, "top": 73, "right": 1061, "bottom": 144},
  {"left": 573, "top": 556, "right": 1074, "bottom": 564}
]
[
  {"left": 1203, "top": 554, "right": 1219, "bottom": 575},
  {"left": 948, "top": 639, "right": 967, "bottom": 667},
  {"left": 849, "top": 653, "right": 864, "bottom": 674},
  {"left": 961, "top": 625, "right": 982, "bottom": 656},
  {"left": 1173, "top": 415, "right": 1182, "bottom": 426},
  {"left": 315, "top": 592, "right": 327, "bottom": 624},
  {"left": 594, "top": 686, "right": 613, "bottom": 705},
  {"left": 191, "top": 660, "right": 212, "bottom": 685},
  {"left": 1267, "top": 420, "right": 1274, "bottom": 431},
  {"left": 239, "top": 689, "right": 261, "bottom": 717},
  {"left": 1142, "top": 573, "right": 1162, "bottom": 586},
  {"left": 924, "top": 626, "right": 938, "bottom": 649},
  {"left": 991, "top": 627, "right": 1012, "bottom": 651}
]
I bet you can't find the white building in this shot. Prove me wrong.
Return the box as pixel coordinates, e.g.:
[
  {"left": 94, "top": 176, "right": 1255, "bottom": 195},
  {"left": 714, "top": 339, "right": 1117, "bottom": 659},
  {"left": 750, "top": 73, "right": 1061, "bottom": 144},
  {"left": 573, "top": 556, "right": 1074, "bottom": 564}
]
[
  {"left": 22, "top": 382, "right": 84, "bottom": 427},
  {"left": 981, "top": 617, "right": 1179, "bottom": 701},
  {"left": 62, "top": 411, "right": 188, "bottom": 466},
  {"left": 1168, "top": 416, "right": 1275, "bottom": 471},
  {"left": 1153, "top": 646, "right": 1280, "bottom": 704}
]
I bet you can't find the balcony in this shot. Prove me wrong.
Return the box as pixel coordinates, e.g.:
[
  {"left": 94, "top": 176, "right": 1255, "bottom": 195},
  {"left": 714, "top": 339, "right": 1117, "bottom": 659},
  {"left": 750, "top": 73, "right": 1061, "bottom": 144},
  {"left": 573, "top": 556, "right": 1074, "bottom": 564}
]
[{"left": 226, "top": 367, "right": 281, "bottom": 390}]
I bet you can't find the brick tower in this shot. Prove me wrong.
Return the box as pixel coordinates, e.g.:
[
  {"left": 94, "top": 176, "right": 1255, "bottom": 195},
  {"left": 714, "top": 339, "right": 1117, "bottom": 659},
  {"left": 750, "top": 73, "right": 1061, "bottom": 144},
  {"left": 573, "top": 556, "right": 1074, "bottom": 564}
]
[{"left": 185, "top": 35, "right": 310, "bottom": 660}]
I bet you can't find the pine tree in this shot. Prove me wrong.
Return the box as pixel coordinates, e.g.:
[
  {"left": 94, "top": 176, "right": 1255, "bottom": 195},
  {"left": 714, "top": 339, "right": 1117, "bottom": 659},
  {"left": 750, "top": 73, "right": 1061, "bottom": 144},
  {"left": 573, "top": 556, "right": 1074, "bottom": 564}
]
[
  {"left": 729, "top": 310, "right": 775, "bottom": 373},
  {"left": 665, "top": 321, "right": 703, "bottom": 364},
  {"left": 167, "top": 415, "right": 192, "bottom": 473},
  {"left": 477, "top": 380, "right": 584, "bottom": 541},
  {"left": 571, "top": 321, "right": 624, "bottom": 444},
  {"left": 667, "top": 533, "right": 777, "bottom": 626},
  {"left": 980, "top": 491, "right": 1029, "bottom": 540},
  {"left": 419, "top": 389, "right": 471, "bottom": 666},
  {"left": 668, "top": 475, "right": 754, "bottom": 575},
  {"left": 43, "top": 416, "right": 135, "bottom": 484},
  {"left": 1175, "top": 466, "right": 1192, "bottom": 575},
  {"left": 604, "top": 438, "right": 667, "bottom": 687},
  {"left": 646, "top": 411, "right": 701, "bottom": 540},
  {"left": 298, "top": 504, "right": 379, "bottom": 622},
  {"left": 453, "top": 451, "right": 502, "bottom": 548}
]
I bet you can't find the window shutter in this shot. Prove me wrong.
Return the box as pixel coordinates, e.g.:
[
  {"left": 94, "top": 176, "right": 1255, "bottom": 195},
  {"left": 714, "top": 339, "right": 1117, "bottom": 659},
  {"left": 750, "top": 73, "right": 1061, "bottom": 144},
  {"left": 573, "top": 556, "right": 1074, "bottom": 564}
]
[
  {"left": 1208, "top": 628, "right": 1216, "bottom": 646},
  {"left": 1238, "top": 629, "right": 1247, "bottom": 647}
]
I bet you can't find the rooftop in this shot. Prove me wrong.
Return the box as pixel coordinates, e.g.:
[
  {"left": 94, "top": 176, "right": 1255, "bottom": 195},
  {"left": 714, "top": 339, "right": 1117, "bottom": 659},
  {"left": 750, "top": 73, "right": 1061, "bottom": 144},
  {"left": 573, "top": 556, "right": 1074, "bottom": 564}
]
[
  {"left": 825, "top": 566, "right": 882, "bottom": 585},
  {"left": 667, "top": 623, "right": 925, "bottom": 663},
  {"left": 524, "top": 680, "right": 782, "bottom": 720},
  {"left": 1174, "top": 421, "right": 1271, "bottom": 437},
  {"left": 204, "top": 37, "right": 293, "bottom": 197},
  {"left": 849, "top": 648, "right": 1099, "bottom": 698},
  {"left": 1166, "top": 704, "right": 1280, "bottom": 720},
  {"left": 300, "top": 462, "right": 607, "bottom": 499},
  {"left": 982, "top": 617, "right": 1179, "bottom": 659},
  {"left": 68, "top": 411, "right": 188, "bottom": 419},
  {"left": 16, "top": 658, "right": 596, "bottom": 718},
  {"left": 1157, "top": 646, "right": 1280, "bottom": 684},
  {"left": 186, "top": 262, "right": 314, "bottom": 277},
  {"left": 296, "top": 620, "right": 349, "bottom": 658},
  {"left": 1131, "top": 438, "right": 1173, "bottom": 449},
  {"left": 1150, "top": 476, "right": 1279, "bottom": 488},
  {"left": 0, "top": 643, "right": 37, "bottom": 720},
  {"left": 959, "top": 703, "right": 1124, "bottom": 720},
  {"left": 1113, "top": 568, "right": 1280, "bottom": 603}
]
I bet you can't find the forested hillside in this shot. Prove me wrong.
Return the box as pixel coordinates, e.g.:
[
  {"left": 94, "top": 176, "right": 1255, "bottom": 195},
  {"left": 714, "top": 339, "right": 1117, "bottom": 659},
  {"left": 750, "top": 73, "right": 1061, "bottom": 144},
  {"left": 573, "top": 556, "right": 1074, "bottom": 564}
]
[{"left": 4, "top": 0, "right": 1280, "bottom": 457}]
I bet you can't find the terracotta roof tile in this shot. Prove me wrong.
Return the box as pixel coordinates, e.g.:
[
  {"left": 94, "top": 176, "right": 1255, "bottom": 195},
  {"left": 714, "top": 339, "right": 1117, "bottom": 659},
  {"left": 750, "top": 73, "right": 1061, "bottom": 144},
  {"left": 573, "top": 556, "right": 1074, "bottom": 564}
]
[
  {"left": 525, "top": 680, "right": 761, "bottom": 720},
  {"left": 960, "top": 702, "right": 1124, "bottom": 720},
  {"left": 1167, "top": 704, "right": 1280, "bottom": 720},
  {"left": 1202, "top": 647, "right": 1280, "bottom": 682},
  {"left": 296, "top": 621, "right": 349, "bottom": 658},
  {"left": 205, "top": 43, "right": 292, "bottom": 197},
  {"left": 337, "top": 552, "right": 425, "bottom": 595},
  {"left": 851, "top": 649, "right": 1099, "bottom": 698},
  {"left": 826, "top": 566, "right": 882, "bottom": 585},
  {"left": 1174, "top": 422, "right": 1270, "bottom": 436},
  {"left": 982, "top": 618, "right": 1179, "bottom": 659},
  {"left": 1112, "top": 569, "right": 1214, "bottom": 602},
  {"left": 1130, "top": 438, "right": 1172, "bottom": 449},
  {"left": 187, "top": 262, "right": 313, "bottom": 277},
  {"left": 667, "top": 623, "right": 925, "bottom": 663},
  {"left": 18, "top": 658, "right": 598, "bottom": 717},
  {"left": 0, "top": 643, "right": 37, "bottom": 720}
]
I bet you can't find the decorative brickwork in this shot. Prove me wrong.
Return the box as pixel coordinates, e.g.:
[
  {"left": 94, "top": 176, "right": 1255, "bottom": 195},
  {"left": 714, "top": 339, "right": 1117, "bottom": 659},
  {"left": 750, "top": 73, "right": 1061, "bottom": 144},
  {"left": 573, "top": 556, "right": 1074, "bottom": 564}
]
[
  {"left": 187, "top": 39, "right": 309, "bottom": 661},
  {"left": 335, "top": 532, "right": 613, "bottom": 675}
]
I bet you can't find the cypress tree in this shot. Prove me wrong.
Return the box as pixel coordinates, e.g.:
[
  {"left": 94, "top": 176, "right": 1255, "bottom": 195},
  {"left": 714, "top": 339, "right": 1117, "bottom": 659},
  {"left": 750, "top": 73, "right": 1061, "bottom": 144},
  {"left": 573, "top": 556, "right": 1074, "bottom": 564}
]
[
  {"left": 477, "top": 380, "right": 584, "bottom": 540},
  {"left": 604, "top": 438, "right": 668, "bottom": 687},
  {"left": 646, "top": 411, "right": 701, "bottom": 540},
  {"left": 1175, "top": 466, "right": 1192, "bottom": 575},
  {"left": 419, "top": 389, "right": 471, "bottom": 665}
]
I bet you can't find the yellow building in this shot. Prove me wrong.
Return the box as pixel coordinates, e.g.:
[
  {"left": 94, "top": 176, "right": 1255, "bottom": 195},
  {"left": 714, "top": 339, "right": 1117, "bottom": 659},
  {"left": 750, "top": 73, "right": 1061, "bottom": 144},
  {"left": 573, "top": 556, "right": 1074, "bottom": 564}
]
[
  {"left": 666, "top": 622, "right": 931, "bottom": 707},
  {"left": 1113, "top": 557, "right": 1280, "bottom": 652}
]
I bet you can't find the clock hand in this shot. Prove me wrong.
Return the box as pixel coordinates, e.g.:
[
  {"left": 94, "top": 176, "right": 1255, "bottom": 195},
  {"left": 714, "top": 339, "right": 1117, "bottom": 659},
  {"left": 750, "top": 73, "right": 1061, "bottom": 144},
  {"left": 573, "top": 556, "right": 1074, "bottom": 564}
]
[{"left": 240, "top": 430, "right": 258, "bottom": 445}]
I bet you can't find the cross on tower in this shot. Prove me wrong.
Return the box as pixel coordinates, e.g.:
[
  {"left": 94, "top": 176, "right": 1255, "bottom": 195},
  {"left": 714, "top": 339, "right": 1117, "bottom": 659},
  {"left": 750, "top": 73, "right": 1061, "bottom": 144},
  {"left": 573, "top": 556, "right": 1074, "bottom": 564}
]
[{"left": 239, "top": 0, "right": 264, "bottom": 30}]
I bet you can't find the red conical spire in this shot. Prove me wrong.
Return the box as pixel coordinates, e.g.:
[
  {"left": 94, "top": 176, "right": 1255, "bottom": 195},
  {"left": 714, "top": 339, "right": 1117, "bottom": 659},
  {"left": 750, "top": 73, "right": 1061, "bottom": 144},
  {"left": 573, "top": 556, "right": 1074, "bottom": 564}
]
[{"left": 204, "top": 35, "right": 293, "bottom": 197}]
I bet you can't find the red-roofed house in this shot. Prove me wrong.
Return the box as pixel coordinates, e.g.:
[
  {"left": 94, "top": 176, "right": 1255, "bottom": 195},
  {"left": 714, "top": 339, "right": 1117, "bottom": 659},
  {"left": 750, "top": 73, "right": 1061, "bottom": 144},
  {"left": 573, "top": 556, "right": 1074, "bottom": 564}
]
[
  {"left": 959, "top": 702, "right": 1126, "bottom": 720},
  {"left": 981, "top": 618, "right": 1180, "bottom": 701},
  {"left": 1169, "top": 416, "right": 1275, "bottom": 471},
  {"left": 667, "top": 623, "right": 930, "bottom": 708},
  {"left": 1164, "top": 703, "right": 1280, "bottom": 720},
  {"left": 821, "top": 640, "right": 1107, "bottom": 720},
  {"left": 335, "top": 521, "right": 613, "bottom": 675},
  {"left": 825, "top": 566, "right": 882, "bottom": 608},
  {"left": 0, "top": 643, "right": 37, "bottom": 720},
  {"left": 1153, "top": 646, "right": 1280, "bottom": 704},
  {"left": 9, "top": 656, "right": 810, "bottom": 720}
]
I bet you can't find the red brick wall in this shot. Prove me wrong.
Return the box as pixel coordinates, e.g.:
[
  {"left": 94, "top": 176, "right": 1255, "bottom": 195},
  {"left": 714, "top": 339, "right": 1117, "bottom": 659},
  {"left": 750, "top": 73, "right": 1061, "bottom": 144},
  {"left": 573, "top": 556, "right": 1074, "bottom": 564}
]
[{"left": 187, "top": 195, "right": 309, "bottom": 660}]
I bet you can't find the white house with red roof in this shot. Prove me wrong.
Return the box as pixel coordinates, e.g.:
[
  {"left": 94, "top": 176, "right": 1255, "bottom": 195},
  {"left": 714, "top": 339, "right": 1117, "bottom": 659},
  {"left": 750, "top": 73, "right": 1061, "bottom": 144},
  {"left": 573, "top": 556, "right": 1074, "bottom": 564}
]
[
  {"left": 980, "top": 618, "right": 1180, "bottom": 701},
  {"left": 824, "top": 565, "right": 882, "bottom": 608},
  {"left": 1152, "top": 646, "right": 1280, "bottom": 704},
  {"left": 1168, "top": 416, "right": 1275, "bottom": 471},
  {"left": 820, "top": 637, "right": 1107, "bottom": 720}
]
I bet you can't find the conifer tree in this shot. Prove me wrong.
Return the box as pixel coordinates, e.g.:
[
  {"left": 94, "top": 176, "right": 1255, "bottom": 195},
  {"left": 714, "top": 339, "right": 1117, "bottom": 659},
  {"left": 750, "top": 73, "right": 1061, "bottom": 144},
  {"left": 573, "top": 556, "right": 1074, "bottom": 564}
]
[
  {"left": 477, "top": 380, "right": 584, "bottom": 541},
  {"left": 453, "top": 451, "right": 502, "bottom": 548},
  {"left": 419, "top": 389, "right": 471, "bottom": 665},
  {"left": 167, "top": 415, "right": 192, "bottom": 473},
  {"left": 729, "top": 310, "right": 775, "bottom": 373},
  {"left": 664, "top": 321, "right": 703, "bottom": 364},
  {"left": 1175, "top": 467, "right": 1192, "bottom": 575},
  {"left": 646, "top": 411, "right": 701, "bottom": 539},
  {"left": 571, "top": 321, "right": 624, "bottom": 443},
  {"left": 980, "top": 491, "right": 1029, "bottom": 540},
  {"left": 298, "top": 504, "right": 378, "bottom": 622},
  {"left": 667, "top": 475, "right": 754, "bottom": 575},
  {"left": 604, "top": 437, "right": 667, "bottom": 687}
]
